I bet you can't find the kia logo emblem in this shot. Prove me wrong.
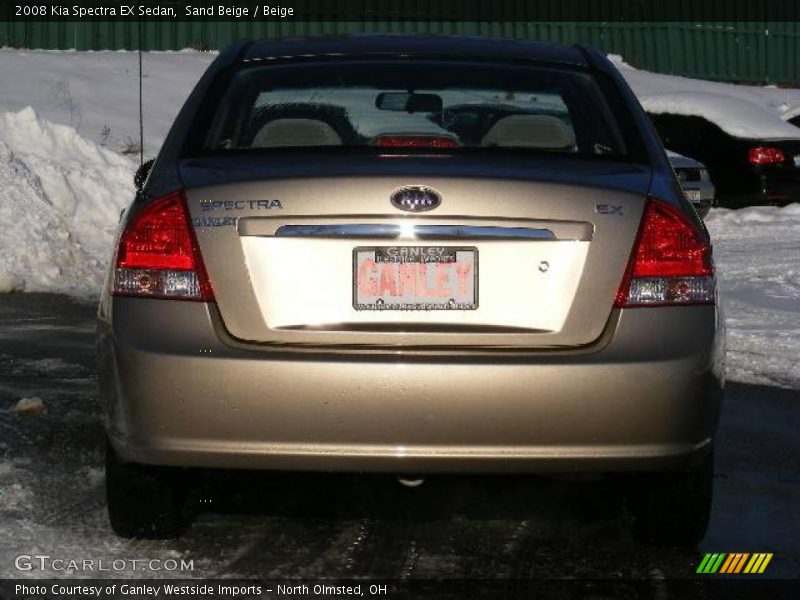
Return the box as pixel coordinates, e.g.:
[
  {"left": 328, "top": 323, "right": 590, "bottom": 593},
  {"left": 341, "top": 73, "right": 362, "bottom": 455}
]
[{"left": 390, "top": 186, "right": 441, "bottom": 212}]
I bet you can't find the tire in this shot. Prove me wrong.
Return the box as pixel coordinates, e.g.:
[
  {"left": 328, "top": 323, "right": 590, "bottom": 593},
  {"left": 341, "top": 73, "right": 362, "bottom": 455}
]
[
  {"left": 628, "top": 450, "right": 714, "bottom": 546},
  {"left": 105, "top": 437, "right": 189, "bottom": 539}
]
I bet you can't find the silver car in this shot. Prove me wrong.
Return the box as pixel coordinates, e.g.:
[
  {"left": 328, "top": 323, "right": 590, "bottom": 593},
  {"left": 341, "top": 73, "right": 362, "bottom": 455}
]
[
  {"left": 667, "top": 150, "right": 716, "bottom": 218},
  {"left": 98, "top": 36, "right": 724, "bottom": 544}
]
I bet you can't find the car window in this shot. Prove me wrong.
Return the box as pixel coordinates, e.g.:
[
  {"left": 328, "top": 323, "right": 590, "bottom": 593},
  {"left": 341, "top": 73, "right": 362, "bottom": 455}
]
[{"left": 200, "top": 60, "right": 636, "bottom": 159}]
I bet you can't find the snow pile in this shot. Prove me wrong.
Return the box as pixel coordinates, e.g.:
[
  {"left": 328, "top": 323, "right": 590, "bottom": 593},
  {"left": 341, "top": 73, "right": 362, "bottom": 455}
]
[
  {"left": 0, "top": 49, "right": 216, "bottom": 154},
  {"left": 609, "top": 55, "right": 800, "bottom": 139},
  {"left": 0, "top": 107, "right": 135, "bottom": 297},
  {"left": 0, "top": 272, "right": 23, "bottom": 293},
  {"left": 706, "top": 205, "right": 800, "bottom": 389}
]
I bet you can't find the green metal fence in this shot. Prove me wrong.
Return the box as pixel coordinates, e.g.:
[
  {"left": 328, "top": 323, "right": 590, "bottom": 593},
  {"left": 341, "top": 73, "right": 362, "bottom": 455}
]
[{"left": 1, "top": 20, "right": 798, "bottom": 84}]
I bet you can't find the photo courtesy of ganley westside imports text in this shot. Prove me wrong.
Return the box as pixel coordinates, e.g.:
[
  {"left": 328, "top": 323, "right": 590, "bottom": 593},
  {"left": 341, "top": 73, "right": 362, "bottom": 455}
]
[{"left": 8, "top": 581, "right": 393, "bottom": 599}]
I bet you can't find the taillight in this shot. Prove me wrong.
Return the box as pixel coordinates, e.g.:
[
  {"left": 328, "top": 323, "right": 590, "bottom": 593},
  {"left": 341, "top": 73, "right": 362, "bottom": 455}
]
[
  {"left": 748, "top": 146, "right": 785, "bottom": 165},
  {"left": 374, "top": 135, "right": 460, "bottom": 149},
  {"left": 615, "top": 198, "right": 714, "bottom": 307},
  {"left": 113, "top": 190, "right": 213, "bottom": 301}
]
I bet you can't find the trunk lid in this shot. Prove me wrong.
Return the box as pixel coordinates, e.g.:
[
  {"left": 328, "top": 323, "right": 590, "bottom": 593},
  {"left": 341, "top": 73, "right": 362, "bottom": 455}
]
[{"left": 182, "top": 155, "right": 649, "bottom": 348}]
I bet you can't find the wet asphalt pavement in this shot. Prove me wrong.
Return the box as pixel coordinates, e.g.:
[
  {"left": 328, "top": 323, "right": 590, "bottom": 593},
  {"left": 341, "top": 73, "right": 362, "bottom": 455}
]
[{"left": 0, "top": 293, "right": 797, "bottom": 587}]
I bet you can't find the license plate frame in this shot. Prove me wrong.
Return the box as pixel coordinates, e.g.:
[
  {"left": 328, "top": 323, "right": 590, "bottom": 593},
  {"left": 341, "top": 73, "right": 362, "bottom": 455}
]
[
  {"left": 685, "top": 189, "right": 702, "bottom": 202},
  {"left": 352, "top": 246, "right": 479, "bottom": 311}
]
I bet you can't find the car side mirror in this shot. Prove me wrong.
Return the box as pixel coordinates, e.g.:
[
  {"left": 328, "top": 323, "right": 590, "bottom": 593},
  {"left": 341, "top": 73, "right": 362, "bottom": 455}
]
[{"left": 134, "top": 159, "right": 155, "bottom": 192}]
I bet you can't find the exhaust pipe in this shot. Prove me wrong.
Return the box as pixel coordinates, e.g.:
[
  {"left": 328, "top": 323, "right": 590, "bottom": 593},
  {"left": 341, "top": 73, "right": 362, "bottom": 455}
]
[{"left": 397, "top": 475, "right": 425, "bottom": 488}]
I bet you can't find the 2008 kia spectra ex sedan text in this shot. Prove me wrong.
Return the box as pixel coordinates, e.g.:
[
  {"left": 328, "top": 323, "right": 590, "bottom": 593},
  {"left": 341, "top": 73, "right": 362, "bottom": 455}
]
[{"left": 97, "top": 36, "right": 725, "bottom": 544}]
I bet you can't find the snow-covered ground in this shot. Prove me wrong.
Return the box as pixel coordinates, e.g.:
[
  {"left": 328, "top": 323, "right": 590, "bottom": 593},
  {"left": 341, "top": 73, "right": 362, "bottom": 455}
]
[
  {"left": 0, "top": 49, "right": 798, "bottom": 389},
  {"left": 706, "top": 206, "right": 800, "bottom": 389}
]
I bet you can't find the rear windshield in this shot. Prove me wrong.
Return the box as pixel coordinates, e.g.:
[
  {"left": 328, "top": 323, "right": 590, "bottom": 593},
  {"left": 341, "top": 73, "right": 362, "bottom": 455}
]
[{"left": 199, "top": 60, "right": 640, "bottom": 159}]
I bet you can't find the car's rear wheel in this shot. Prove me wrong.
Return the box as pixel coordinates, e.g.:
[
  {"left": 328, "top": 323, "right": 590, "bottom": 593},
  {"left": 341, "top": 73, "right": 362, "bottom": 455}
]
[
  {"left": 105, "top": 437, "right": 189, "bottom": 539},
  {"left": 628, "top": 449, "right": 714, "bottom": 546}
]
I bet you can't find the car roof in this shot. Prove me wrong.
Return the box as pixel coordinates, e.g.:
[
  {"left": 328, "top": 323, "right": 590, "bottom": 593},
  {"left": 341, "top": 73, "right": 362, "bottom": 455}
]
[{"left": 241, "top": 35, "right": 589, "bottom": 67}]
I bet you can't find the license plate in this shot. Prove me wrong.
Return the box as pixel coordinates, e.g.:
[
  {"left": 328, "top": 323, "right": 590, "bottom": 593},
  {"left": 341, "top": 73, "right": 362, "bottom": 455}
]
[
  {"left": 353, "top": 246, "right": 478, "bottom": 310},
  {"left": 685, "top": 189, "right": 701, "bottom": 202},
  {"left": 794, "top": 154, "right": 800, "bottom": 167}
]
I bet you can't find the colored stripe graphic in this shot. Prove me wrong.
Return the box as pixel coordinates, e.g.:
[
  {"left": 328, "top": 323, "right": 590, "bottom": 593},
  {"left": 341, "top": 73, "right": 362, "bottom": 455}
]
[
  {"left": 719, "top": 554, "right": 736, "bottom": 573},
  {"left": 699, "top": 552, "right": 773, "bottom": 574},
  {"left": 733, "top": 553, "right": 750, "bottom": 573},
  {"left": 743, "top": 553, "right": 773, "bottom": 574},
  {"left": 696, "top": 554, "right": 713, "bottom": 573},
  {"left": 697, "top": 553, "right": 726, "bottom": 573},
  {"left": 720, "top": 553, "right": 749, "bottom": 573}
]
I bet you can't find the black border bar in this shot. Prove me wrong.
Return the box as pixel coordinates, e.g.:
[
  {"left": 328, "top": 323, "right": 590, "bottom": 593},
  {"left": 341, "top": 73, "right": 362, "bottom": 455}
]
[
  {"left": 3, "top": 0, "right": 800, "bottom": 23},
  {"left": 2, "top": 578, "right": 800, "bottom": 600}
]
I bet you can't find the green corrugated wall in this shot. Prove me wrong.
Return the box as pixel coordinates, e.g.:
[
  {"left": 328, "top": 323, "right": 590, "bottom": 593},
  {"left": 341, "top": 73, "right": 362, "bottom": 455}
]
[{"left": 1, "top": 19, "right": 798, "bottom": 84}]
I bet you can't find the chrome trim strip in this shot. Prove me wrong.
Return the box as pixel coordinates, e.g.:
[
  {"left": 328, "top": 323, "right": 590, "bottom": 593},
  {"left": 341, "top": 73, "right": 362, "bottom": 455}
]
[{"left": 274, "top": 224, "right": 556, "bottom": 240}]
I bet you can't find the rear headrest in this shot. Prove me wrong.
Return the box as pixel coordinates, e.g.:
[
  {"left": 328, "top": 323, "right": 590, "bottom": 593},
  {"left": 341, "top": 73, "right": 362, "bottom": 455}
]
[
  {"left": 252, "top": 118, "right": 343, "bottom": 148},
  {"left": 481, "top": 115, "right": 576, "bottom": 150}
]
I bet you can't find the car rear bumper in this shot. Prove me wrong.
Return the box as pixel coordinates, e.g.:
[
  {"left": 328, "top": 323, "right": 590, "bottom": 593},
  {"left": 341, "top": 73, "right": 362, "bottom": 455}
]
[
  {"left": 761, "top": 174, "right": 800, "bottom": 205},
  {"left": 718, "top": 174, "right": 800, "bottom": 208},
  {"left": 99, "top": 299, "right": 724, "bottom": 473}
]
